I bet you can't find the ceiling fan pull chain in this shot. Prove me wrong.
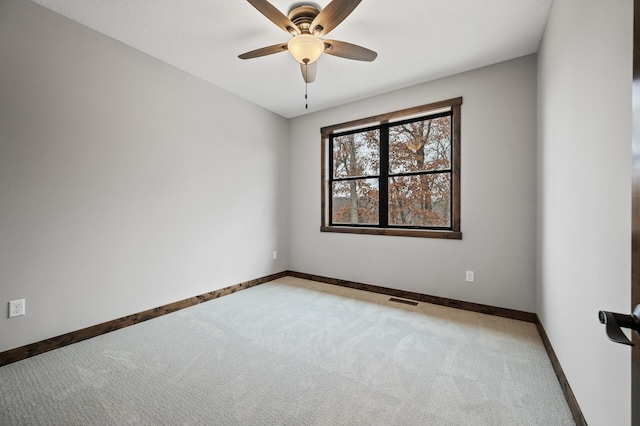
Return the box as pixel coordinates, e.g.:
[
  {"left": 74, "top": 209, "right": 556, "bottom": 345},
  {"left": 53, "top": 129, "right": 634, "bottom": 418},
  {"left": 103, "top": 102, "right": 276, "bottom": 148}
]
[{"left": 305, "top": 62, "right": 308, "bottom": 109}]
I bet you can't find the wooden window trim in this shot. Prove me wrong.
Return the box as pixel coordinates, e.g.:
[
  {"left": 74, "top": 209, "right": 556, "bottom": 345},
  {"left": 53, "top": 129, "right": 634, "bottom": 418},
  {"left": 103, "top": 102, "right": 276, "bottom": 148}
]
[{"left": 321, "top": 97, "right": 462, "bottom": 239}]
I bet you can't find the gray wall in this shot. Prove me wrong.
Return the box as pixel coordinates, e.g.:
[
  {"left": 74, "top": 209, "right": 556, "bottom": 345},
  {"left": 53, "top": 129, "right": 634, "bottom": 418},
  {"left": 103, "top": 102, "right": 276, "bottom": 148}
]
[
  {"left": 0, "top": 0, "right": 289, "bottom": 353},
  {"left": 288, "top": 55, "right": 538, "bottom": 312},
  {"left": 537, "top": 0, "right": 633, "bottom": 424}
]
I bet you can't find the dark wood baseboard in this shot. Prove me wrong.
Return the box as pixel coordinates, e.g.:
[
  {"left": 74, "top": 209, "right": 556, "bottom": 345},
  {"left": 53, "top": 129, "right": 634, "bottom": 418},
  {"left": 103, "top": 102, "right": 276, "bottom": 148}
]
[
  {"left": 0, "top": 271, "right": 288, "bottom": 367},
  {"left": 0, "top": 269, "right": 587, "bottom": 426},
  {"left": 286, "top": 271, "right": 538, "bottom": 323},
  {"left": 535, "top": 315, "right": 587, "bottom": 426}
]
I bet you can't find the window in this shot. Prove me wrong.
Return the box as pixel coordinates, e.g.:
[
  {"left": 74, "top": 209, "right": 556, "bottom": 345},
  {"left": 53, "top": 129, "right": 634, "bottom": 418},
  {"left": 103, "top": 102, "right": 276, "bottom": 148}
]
[{"left": 321, "top": 97, "right": 462, "bottom": 239}]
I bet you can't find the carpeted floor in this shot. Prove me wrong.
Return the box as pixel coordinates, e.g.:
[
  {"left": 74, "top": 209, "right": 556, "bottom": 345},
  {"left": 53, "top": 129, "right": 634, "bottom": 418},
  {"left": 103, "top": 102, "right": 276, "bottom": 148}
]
[{"left": 0, "top": 277, "right": 574, "bottom": 425}]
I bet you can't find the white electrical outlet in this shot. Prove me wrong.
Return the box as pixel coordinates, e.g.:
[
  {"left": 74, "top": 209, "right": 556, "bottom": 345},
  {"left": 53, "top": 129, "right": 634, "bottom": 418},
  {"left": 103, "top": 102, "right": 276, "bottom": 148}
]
[
  {"left": 272, "top": 251, "right": 278, "bottom": 260},
  {"left": 465, "top": 271, "right": 475, "bottom": 282},
  {"left": 9, "top": 299, "right": 25, "bottom": 318}
]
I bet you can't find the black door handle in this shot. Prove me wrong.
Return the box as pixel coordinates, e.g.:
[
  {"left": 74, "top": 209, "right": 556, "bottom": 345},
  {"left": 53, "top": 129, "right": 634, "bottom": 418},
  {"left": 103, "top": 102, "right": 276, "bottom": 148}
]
[{"left": 598, "top": 305, "right": 640, "bottom": 346}]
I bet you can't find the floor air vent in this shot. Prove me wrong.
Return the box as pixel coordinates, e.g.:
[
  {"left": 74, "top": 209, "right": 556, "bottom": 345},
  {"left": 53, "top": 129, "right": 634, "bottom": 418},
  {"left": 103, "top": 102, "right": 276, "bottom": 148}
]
[{"left": 389, "top": 297, "right": 418, "bottom": 306}]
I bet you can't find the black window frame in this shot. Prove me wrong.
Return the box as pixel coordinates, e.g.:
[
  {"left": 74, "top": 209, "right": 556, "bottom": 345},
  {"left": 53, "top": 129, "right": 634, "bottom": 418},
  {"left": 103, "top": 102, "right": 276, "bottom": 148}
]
[{"left": 321, "top": 97, "right": 462, "bottom": 239}]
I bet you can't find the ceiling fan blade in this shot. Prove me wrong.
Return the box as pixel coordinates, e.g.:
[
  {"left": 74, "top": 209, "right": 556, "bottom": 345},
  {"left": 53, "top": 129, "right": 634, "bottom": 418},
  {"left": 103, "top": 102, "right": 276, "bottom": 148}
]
[
  {"left": 323, "top": 40, "right": 377, "bottom": 61},
  {"left": 310, "top": 0, "right": 361, "bottom": 36},
  {"left": 300, "top": 61, "right": 317, "bottom": 83},
  {"left": 247, "top": 0, "right": 300, "bottom": 35},
  {"left": 238, "top": 43, "right": 288, "bottom": 59}
]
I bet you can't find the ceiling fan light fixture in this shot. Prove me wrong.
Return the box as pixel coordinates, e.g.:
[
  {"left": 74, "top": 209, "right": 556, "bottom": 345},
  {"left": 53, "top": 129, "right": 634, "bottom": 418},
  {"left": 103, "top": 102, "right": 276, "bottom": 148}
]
[{"left": 287, "top": 34, "right": 324, "bottom": 64}]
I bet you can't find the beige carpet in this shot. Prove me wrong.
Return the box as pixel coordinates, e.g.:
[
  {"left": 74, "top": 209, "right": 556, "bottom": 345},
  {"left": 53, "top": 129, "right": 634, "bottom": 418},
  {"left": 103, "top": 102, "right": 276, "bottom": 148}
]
[{"left": 0, "top": 277, "right": 574, "bottom": 425}]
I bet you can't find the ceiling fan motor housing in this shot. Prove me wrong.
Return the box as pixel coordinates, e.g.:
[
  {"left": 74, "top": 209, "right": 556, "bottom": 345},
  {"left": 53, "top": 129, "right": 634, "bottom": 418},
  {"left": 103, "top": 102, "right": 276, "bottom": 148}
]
[{"left": 288, "top": 5, "right": 321, "bottom": 34}]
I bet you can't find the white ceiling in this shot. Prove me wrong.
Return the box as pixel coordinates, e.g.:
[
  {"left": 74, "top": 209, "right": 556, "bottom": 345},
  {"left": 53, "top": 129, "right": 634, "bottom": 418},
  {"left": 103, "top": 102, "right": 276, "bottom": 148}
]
[{"left": 30, "top": 0, "right": 553, "bottom": 118}]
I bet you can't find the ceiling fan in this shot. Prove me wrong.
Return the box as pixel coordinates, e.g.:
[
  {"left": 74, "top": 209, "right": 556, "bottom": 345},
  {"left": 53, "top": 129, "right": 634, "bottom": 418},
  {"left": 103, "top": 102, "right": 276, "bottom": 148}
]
[{"left": 238, "top": 0, "right": 377, "bottom": 84}]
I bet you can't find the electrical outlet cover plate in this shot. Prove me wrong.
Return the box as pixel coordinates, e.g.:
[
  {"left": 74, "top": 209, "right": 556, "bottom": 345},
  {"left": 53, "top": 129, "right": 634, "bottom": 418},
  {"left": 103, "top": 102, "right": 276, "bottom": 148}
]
[
  {"left": 466, "top": 271, "right": 475, "bottom": 282},
  {"left": 9, "top": 299, "right": 25, "bottom": 318}
]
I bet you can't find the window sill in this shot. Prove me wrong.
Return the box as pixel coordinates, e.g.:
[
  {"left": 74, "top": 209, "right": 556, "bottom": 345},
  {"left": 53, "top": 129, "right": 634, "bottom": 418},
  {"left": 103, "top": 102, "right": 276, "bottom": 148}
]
[{"left": 320, "top": 226, "right": 462, "bottom": 240}]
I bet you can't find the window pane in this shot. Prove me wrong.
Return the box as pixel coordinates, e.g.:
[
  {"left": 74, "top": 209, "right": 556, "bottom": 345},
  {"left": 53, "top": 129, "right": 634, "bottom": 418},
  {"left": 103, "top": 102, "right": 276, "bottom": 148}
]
[
  {"left": 389, "top": 116, "right": 451, "bottom": 174},
  {"left": 332, "top": 179, "right": 379, "bottom": 225},
  {"left": 388, "top": 173, "right": 451, "bottom": 227},
  {"left": 332, "top": 130, "right": 380, "bottom": 178}
]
